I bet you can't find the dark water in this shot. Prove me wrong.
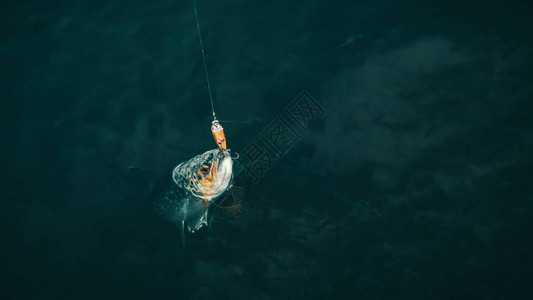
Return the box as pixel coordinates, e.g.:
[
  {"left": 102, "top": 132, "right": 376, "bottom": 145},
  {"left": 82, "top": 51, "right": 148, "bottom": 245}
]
[{"left": 2, "top": 0, "right": 533, "bottom": 298}]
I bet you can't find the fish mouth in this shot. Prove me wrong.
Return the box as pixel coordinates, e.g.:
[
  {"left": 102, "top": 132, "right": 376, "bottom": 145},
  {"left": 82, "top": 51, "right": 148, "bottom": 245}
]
[
  {"left": 201, "top": 149, "right": 230, "bottom": 168},
  {"left": 217, "top": 148, "right": 231, "bottom": 159}
]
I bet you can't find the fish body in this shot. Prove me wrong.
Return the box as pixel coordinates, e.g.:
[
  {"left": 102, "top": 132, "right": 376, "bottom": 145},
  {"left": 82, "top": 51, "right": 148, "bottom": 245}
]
[{"left": 151, "top": 148, "right": 233, "bottom": 245}]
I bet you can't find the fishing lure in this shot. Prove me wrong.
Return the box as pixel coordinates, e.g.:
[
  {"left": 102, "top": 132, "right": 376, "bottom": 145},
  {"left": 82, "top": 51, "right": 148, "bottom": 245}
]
[{"left": 211, "top": 120, "right": 227, "bottom": 150}]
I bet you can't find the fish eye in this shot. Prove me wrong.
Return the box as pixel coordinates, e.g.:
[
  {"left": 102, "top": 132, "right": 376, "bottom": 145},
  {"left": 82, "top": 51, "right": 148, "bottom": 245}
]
[{"left": 200, "top": 164, "right": 210, "bottom": 174}]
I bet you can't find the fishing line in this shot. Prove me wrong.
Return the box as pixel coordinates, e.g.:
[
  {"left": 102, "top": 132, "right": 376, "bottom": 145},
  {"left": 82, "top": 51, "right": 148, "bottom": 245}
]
[
  {"left": 192, "top": 1, "right": 237, "bottom": 158},
  {"left": 192, "top": 0, "right": 216, "bottom": 121}
]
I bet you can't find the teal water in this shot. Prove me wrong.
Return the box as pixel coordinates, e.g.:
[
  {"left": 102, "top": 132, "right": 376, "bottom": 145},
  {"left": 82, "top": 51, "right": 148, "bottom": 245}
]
[{"left": 2, "top": 0, "right": 532, "bottom": 298}]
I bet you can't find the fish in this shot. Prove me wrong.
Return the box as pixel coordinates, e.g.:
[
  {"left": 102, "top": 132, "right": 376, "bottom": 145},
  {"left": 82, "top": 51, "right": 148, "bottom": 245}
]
[{"left": 129, "top": 148, "right": 234, "bottom": 247}]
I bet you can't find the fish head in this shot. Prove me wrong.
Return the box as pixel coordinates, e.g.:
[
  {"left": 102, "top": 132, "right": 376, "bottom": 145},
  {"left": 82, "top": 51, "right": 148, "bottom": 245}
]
[{"left": 173, "top": 149, "right": 234, "bottom": 200}]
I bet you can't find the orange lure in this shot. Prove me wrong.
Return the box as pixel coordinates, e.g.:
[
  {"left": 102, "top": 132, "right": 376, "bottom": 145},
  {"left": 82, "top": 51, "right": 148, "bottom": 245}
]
[{"left": 211, "top": 120, "right": 227, "bottom": 150}]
